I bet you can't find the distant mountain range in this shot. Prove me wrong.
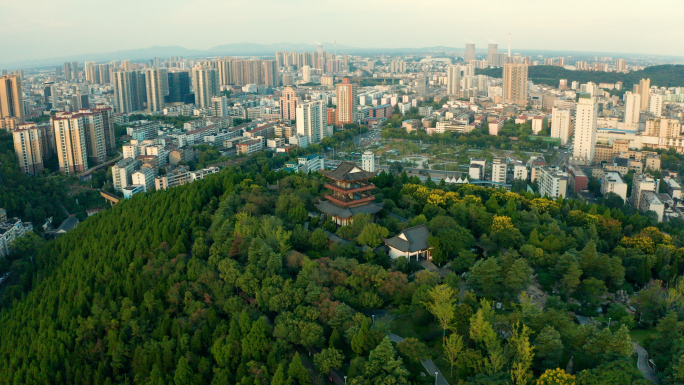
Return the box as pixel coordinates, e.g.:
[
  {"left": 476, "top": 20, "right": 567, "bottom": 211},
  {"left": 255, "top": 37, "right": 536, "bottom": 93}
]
[{"left": 3, "top": 42, "right": 683, "bottom": 70}]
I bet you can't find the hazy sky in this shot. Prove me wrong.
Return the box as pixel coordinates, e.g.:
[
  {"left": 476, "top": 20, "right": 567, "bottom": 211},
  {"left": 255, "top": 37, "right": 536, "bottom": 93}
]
[{"left": 2, "top": 0, "right": 683, "bottom": 64}]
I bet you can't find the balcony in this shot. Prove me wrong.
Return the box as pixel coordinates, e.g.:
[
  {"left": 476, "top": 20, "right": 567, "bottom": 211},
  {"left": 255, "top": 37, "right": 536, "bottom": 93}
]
[
  {"left": 324, "top": 194, "right": 376, "bottom": 207},
  {"left": 324, "top": 183, "right": 375, "bottom": 195}
]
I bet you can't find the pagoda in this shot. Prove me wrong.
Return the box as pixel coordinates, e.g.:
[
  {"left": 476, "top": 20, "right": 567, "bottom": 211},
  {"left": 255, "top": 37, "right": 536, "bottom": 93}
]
[{"left": 315, "top": 162, "right": 383, "bottom": 226}]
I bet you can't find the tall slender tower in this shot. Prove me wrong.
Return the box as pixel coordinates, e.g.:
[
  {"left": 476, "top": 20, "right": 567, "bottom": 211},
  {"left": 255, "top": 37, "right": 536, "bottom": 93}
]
[
  {"left": 638, "top": 78, "right": 651, "bottom": 111},
  {"left": 446, "top": 65, "right": 461, "bottom": 96},
  {"left": 624, "top": 91, "right": 641, "bottom": 127},
  {"left": 192, "top": 65, "right": 219, "bottom": 108},
  {"left": 262, "top": 60, "right": 278, "bottom": 87},
  {"left": 0, "top": 74, "right": 25, "bottom": 122},
  {"left": 52, "top": 112, "right": 89, "bottom": 175},
  {"left": 572, "top": 94, "right": 598, "bottom": 165},
  {"left": 296, "top": 100, "right": 326, "bottom": 143},
  {"left": 145, "top": 68, "right": 168, "bottom": 112},
  {"left": 113, "top": 70, "right": 146, "bottom": 113},
  {"left": 280, "top": 86, "right": 299, "bottom": 121},
  {"left": 502, "top": 59, "right": 528, "bottom": 106},
  {"left": 335, "top": 78, "right": 357, "bottom": 126},
  {"left": 12, "top": 124, "right": 45, "bottom": 175}
]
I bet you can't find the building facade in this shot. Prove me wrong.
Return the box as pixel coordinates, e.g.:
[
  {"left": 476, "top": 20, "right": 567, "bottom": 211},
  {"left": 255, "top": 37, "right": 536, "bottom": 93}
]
[
  {"left": 12, "top": 125, "right": 45, "bottom": 175},
  {"left": 572, "top": 95, "right": 598, "bottom": 165},
  {"left": 335, "top": 78, "right": 357, "bottom": 126},
  {"left": 502, "top": 61, "right": 528, "bottom": 107}
]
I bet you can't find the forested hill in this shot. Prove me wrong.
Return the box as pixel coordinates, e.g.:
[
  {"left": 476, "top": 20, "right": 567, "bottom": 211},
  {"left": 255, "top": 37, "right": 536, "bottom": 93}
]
[
  {"left": 476, "top": 64, "right": 684, "bottom": 88},
  {"left": 1, "top": 162, "right": 684, "bottom": 384}
]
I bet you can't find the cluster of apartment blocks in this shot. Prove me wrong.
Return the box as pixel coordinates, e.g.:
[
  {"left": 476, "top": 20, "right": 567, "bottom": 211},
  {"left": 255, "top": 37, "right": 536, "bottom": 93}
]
[
  {"left": 9, "top": 105, "right": 117, "bottom": 176},
  {"left": 0, "top": 208, "right": 33, "bottom": 258}
]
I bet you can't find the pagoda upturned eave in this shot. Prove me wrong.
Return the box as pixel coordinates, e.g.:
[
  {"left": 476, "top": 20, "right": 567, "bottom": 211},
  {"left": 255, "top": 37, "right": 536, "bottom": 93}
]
[
  {"left": 324, "top": 194, "right": 376, "bottom": 207},
  {"left": 324, "top": 183, "right": 376, "bottom": 195}
]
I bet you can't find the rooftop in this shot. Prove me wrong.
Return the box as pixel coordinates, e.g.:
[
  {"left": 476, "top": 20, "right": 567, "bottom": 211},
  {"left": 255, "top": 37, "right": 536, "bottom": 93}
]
[
  {"left": 383, "top": 224, "right": 430, "bottom": 253},
  {"left": 322, "top": 162, "right": 377, "bottom": 182}
]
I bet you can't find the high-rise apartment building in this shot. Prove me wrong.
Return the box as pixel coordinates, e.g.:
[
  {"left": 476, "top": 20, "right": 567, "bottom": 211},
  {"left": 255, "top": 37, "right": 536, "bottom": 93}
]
[
  {"left": 145, "top": 68, "right": 168, "bottom": 112},
  {"left": 572, "top": 95, "right": 598, "bottom": 165},
  {"left": 72, "top": 94, "right": 90, "bottom": 111},
  {"left": 624, "top": 91, "right": 641, "bottom": 127},
  {"left": 64, "top": 62, "right": 73, "bottom": 81},
  {"left": 0, "top": 74, "right": 25, "bottom": 123},
  {"left": 335, "top": 78, "right": 357, "bottom": 126},
  {"left": 280, "top": 86, "right": 299, "bottom": 121},
  {"left": 52, "top": 112, "right": 89, "bottom": 175},
  {"left": 262, "top": 60, "right": 278, "bottom": 87},
  {"left": 43, "top": 82, "right": 56, "bottom": 110},
  {"left": 113, "top": 70, "right": 146, "bottom": 113},
  {"left": 296, "top": 100, "right": 327, "bottom": 144},
  {"left": 192, "top": 65, "right": 219, "bottom": 108},
  {"left": 465, "top": 43, "right": 476, "bottom": 63},
  {"left": 649, "top": 93, "right": 663, "bottom": 117},
  {"left": 12, "top": 124, "right": 45, "bottom": 175},
  {"left": 211, "top": 96, "right": 230, "bottom": 118},
  {"left": 302, "top": 65, "right": 311, "bottom": 82},
  {"left": 390, "top": 60, "right": 407, "bottom": 73},
  {"left": 635, "top": 78, "right": 651, "bottom": 111},
  {"left": 167, "top": 71, "right": 190, "bottom": 104},
  {"left": 502, "top": 60, "right": 528, "bottom": 107},
  {"left": 81, "top": 110, "right": 107, "bottom": 165},
  {"left": 551, "top": 107, "right": 572, "bottom": 146},
  {"left": 446, "top": 65, "right": 461, "bottom": 96},
  {"left": 491, "top": 157, "right": 507, "bottom": 184}
]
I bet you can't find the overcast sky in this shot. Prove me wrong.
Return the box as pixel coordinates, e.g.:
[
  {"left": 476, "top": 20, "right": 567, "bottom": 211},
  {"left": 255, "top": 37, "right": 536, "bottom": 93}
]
[{"left": 2, "top": 0, "right": 682, "bottom": 64}]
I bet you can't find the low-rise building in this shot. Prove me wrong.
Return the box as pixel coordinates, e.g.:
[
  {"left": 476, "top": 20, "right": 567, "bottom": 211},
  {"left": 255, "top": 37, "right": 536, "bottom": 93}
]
[
  {"left": 513, "top": 162, "right": 528, "bottom": 181},
  {"left": 112, "top": 158, "right": 141, "bottom": 192},
  {"left": 663, "top": 177, "right": 682, "bottom": 200},
  {"left": 528, "top": 156, "right": 546, "bottom": 182},
  {"left": 123, "top": 184, "right": 145, "bottom": 199},
  {"left": 566, "top": 164, "right": 588, "bottom": 192},
  {"left": 131, "top": 166, "right": 155, "bottom": 192},
  {"left": 469, "top": 158, "right": 486, "bottom": 180},
  {"left": 383, "top": 224, "right": 432, "bottom": 261},
  {"left": 298, "top": 154, "right": 325, "bottom": 173},
  {"left": 639, "top": 191, "right": 665, "bottom": 222},
  {"left": 538, "top": 166, "right": 568, "bottom": 199},
  {"left": 488, "top": 118, "right": 506, "bottom": 136},
  {"left": 600, "top": 171, "right": 628, "bottom": 202},
  {"left": 630, "top": 174, "right": 659, "bottom": 208},
  {"left": 155, "top": 168, "right": 192, "bottom": 190},
  {"left": 236, "top": 139, "right": 263, "bottom": 156},
  {"left": 0, "top": 217, "right": 33, "bottom": 258},
  {"left": 191, "top": 167, "right": 219, "bottom": 181}
]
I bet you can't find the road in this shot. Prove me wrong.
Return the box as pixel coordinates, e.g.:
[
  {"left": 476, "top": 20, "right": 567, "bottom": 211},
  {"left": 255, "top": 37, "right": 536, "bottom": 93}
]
[
  {"left": 78, "top": 151, "right": 123, "bottom": 178},
  {"left": 388, "top": 333, "right": 449, "bottom": 385},
  {"left": 552, "top": 149, "right": 570, "bottom": 168},
  {"left": 634, "top": 344, "right": 660, "bottom": 385}
]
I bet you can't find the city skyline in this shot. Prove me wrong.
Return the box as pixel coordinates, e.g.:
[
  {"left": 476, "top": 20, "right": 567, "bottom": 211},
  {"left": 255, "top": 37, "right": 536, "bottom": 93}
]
[{"left": 2, "top": 0, "right": 684, "bottom": 68}]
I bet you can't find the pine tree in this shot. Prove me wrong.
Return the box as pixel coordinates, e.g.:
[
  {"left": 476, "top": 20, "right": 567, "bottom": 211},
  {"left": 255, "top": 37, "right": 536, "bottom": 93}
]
[
  {"left": 174, "top": 357, "right": 194, "bottom": 385},
  {"left": 271, "top": 362, "right": 286, "bottom": 385},
  {"left": 287, "top": 353, "right": 311, "bottom": 385}
]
